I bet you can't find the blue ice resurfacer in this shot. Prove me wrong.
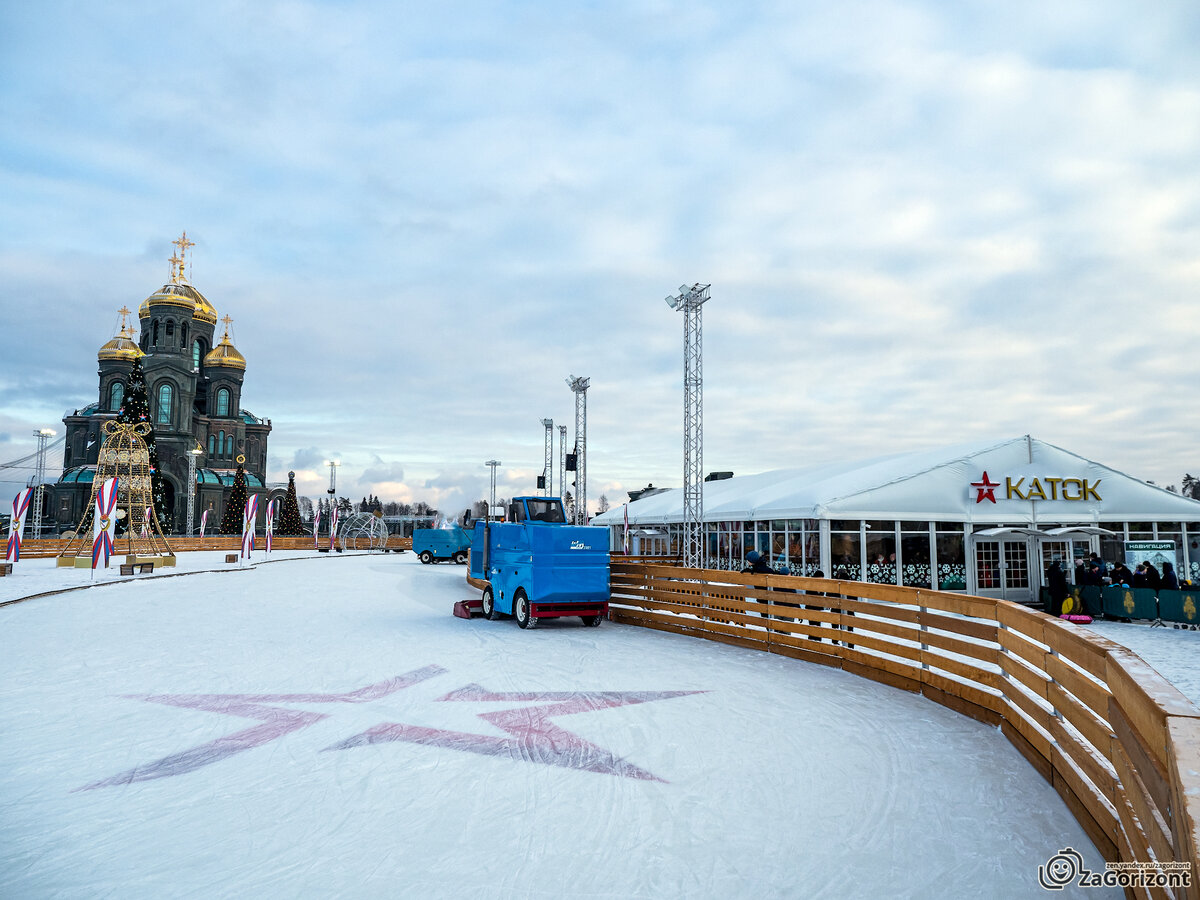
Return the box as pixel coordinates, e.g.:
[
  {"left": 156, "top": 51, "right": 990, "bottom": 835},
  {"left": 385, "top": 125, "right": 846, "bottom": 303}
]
[
  {"left": 457, "top": 496, "right": 609, "bottom": 628},
  {"left": 412, "top": 526, "right": 471, "bottom": 565}
]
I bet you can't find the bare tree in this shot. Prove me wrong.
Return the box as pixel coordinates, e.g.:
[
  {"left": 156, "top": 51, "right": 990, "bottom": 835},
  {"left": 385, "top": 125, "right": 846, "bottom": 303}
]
[{"left": 597, "top": 494, "right": 610, "bottom": 514}]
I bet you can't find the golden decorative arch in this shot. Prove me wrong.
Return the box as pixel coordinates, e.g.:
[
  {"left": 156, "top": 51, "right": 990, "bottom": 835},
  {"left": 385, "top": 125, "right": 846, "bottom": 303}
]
[{"left": 57, "top": 422, "right": 176, "bottom": 568}]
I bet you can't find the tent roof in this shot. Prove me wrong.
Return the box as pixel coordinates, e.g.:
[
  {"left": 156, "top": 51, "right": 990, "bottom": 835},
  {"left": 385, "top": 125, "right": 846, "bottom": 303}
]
[{"left": 593, "top": 436, "right": 1200, "bottom": 526}]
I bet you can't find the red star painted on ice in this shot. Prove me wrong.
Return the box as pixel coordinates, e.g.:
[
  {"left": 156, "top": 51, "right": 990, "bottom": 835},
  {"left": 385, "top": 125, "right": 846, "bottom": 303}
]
[
  {"left": 325, "top": 684, "right": 702, "bottom": 782},
  {"left": 971, "top": 471, "right": 1000, "bottom": 504},
  {"left": 78, "top": 668, "right": 701, "bottom": 790}
]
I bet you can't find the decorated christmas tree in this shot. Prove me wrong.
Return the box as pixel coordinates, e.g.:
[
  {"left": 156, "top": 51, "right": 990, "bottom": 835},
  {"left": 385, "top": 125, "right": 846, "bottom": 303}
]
[
  {"left": 219, "top": 458, "right": 250, "bottom": 534},
  {"left": 116, "top": 353, "right": 170, "bottom": 526},
  {"left": 277, "top": 471, "right": 305, "bottom": 535}
]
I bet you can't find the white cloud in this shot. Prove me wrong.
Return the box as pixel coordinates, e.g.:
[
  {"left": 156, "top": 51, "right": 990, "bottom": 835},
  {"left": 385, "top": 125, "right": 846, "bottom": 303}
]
[{"left": 3, "top": 0, "right": 1200, "bottom": 509}]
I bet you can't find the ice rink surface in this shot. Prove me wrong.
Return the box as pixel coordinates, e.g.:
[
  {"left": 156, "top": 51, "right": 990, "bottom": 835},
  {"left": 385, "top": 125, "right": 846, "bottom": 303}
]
[{"left": 1, "top": 552, "right": 1119, "bottom": 898}]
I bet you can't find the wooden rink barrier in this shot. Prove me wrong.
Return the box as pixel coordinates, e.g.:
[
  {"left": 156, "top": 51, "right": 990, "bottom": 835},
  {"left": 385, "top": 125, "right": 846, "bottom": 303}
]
[
  {"left": 16, "top": 535, "right": 412, "bottom": 558},
  {"left": 610, "top": 561, "right": 1200, "bottom": 898}
]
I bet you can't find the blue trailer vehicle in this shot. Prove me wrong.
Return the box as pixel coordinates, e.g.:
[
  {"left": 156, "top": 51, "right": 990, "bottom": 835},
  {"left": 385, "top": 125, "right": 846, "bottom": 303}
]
[
  {"left": 412, "top": 526, "right": 471, "bottom": 564},
  {"left": 459, "top": 496, "right": 609, "bottom": 628}
]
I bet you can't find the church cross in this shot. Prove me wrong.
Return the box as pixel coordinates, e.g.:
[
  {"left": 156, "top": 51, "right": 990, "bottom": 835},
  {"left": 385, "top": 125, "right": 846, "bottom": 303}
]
[{"left": 172, "top": 231, "right": 195, "bottom": 279}]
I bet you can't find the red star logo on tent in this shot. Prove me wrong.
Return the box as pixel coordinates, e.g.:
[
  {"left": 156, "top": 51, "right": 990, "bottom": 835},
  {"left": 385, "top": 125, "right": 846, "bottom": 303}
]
[
  {"left": 971, "top": 471, "right": 1000, "bottom": 504},
  {"left": 78, "top": 667, "right": 702, "bottom": 790}
]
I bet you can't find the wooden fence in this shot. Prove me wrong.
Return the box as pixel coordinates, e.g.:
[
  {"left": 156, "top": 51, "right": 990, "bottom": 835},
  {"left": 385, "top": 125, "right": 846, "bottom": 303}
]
[
  {"left": 610, "top": 561, "right": 1200, "bottom": 898},
  {"left": 15, "top": 535, "right": 412, "bottom": 558}
]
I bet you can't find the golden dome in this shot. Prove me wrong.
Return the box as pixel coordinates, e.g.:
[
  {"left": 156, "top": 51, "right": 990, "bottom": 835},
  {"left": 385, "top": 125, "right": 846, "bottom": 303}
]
[
  {"left": 98, "top": 327, "right": 143, "bottom": 362},
  {"left": 139, "top": 234, "right": 219, "bottom": 324},
  {"left": 204, "top": 334, "right": 246, "bottom": 370},
  {"left": 99, "top": 307, "right": 142, "bottom": 362},
  {"left": 138, "top": 281, "right": 218, "bottom": 324}
]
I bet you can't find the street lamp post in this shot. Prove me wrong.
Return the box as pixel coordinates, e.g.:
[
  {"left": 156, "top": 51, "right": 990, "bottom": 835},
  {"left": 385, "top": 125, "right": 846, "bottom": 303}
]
[
  {"left": 485, "top": 460, "right": 501, "bottom": 520},
  {"left": 665, "top": 283, "right": 710, "bottom": 569},
  {"left": 31, "top": 428, "right": 55, "bottom": 538},
  {"left": 186, "top": 446, "right": 203, "bottom": 536},
  {"left": 325, "top": 460, "right": 340, "bottom": 533}
]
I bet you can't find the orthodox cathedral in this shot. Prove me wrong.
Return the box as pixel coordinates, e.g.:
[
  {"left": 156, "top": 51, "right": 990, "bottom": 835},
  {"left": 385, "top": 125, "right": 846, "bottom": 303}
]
[{"left": 50, "top": 233, "right": 273, "bottom": 533}]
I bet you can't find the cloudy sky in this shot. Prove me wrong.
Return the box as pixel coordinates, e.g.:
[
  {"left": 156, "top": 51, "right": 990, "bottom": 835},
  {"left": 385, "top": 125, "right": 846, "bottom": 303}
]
[{"left": 2, "top": 0, "right": 1199, "bottom": 517}]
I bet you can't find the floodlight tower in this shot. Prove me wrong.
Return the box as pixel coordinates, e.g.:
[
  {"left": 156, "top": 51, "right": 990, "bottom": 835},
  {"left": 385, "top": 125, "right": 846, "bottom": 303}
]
[
  {"left": 565, "top": 375, "right": 590, "bottom": 524},
  {"left": 558, "top": 425, "right": 567, "bottom": 504},
  {"left": 485, "top": 460, "right": 501, "bottom": 519},
  {"left": 30, "top": 428, "right": 55, "bottom": 538},
  {"left": 541, "top": 418, "right": 554, "bottom": 496},
  {"left": 665, "top": 283, "right": 710, "bottom": 569}
]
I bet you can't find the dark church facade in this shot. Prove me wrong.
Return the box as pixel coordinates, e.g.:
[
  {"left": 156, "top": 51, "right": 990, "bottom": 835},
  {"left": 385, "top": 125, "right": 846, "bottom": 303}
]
[{"left": 50, "top": 233, "right": 274, "bottom": 533}]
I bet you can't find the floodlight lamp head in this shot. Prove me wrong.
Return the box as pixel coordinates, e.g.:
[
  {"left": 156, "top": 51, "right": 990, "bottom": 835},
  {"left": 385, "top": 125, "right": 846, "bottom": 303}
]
[
  {"left": 541, "top": 418, "right": 553, "bottom": 427},
  {"left": 39, "top": 428, "right": 56, "bottom": 436},
  {"left": 665, "top": 295, "right": 678, "bottom": 309},
  {"left": 679, "top": 284, "right": 689, "bottom": 295}
]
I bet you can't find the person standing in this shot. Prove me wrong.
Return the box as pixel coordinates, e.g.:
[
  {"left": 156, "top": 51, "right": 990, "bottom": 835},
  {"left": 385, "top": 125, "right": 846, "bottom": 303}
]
[
  {"left": 1046, "top": 561, "right": 1069, "bottom": 616},
  {"left": 1161, "top": 562, "right": 1179, "bottom": 591}
]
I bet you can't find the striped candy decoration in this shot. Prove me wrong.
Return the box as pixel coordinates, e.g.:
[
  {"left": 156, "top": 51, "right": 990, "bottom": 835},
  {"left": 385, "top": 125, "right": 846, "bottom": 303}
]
[
  {"left": 6, "top": 488, "right": 33, "bottom": 563},
  {"left": 313, "top": 508, "right": 321, "bottom": 549},
  {"left": 141, "top": 505, "right": 151, "bottom": 539},
  {"left": 199, "top": 508, "right": 209, "bottom": 539},
  {"left": 92, "top": 478, "right": 119, "bottom": 570},
  {"left": 330, "top": 507, "right": 339, "bottom": 551},
  {"left": 241, "top": 494, "right": 259, "bottom": 559}
]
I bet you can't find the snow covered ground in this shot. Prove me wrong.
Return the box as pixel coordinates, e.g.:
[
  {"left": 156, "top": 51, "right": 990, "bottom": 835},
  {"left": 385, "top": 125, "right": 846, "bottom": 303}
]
[{"left": 1, "top": 553, "right": 1118, "bottom": 898}]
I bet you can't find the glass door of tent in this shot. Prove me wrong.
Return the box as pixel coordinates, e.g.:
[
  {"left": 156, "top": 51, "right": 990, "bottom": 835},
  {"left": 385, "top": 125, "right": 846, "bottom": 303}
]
[{"left": 973, "top": 539, "right": 1035, "bottom": 604}]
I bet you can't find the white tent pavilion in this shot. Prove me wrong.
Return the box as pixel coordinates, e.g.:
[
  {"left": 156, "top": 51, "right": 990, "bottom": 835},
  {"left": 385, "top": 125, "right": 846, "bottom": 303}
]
[{"left": 593, "top": 436, "right": 1200, "bottom": 605}]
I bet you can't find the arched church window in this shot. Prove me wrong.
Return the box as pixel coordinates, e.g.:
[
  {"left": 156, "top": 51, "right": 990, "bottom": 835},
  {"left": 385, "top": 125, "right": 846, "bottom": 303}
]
[
  {"left": 226, "top": 434, "right": 234, "bottom": 457},
  {"left": 156, "top": 383, "right": 173, "bottom": 424},
  {"left": 192, "top": 339, "right": 202, "bottom": 370},
  {"left": 208, "top": 435, "right": 215, "bottom": 456},
  {"left": 216, "top": 388, "right": 230, "bottom": 417},
  {"left": 180, "top": 322, "right": 188, "bottom": 349},
  {"left": 152, "top": 320, "right": 159, "bottom": 346},
  {"left": 166, "top": 321, "right": 175, "bottom": 342},
  {"left": 218, "top": 430, "right": 225, "bottom": 457},
  {"left": 109, "top": 381, "right": 124, "bottom": 412}
]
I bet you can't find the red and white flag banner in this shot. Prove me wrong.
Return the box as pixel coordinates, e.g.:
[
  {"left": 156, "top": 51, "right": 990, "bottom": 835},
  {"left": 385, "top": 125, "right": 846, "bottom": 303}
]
[
  {"left": 265, "top": 499, "right": 277, "bottom": 553},
  {"left": 6, "top": 488, "right": 33, "bottom": 564},
  {"left": 241, "top": 494, "right": 259, "bottom": 559},
  {"left": 92, "top": 478, "right": 118, "bottom": 570}
]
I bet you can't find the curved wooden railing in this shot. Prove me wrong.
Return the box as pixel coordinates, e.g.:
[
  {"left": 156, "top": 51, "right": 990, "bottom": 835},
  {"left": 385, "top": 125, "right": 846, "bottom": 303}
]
[
  {"left": 13, "top": 535, "right": 413, "bottom": 558},
  {"left": 610, "top": 561, "right": 1200, "bottom": 895}
]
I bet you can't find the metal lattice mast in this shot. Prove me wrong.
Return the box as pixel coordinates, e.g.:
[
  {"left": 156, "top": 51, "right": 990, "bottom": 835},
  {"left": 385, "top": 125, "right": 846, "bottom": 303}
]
[
  {"left": 30, "top": 428, "right": 54, "bottom": 538},
  {"left": 566, "top": 375, "right": 590, "bottom": 524},
  {"left": 485, "top": 460, "right": 501, "bottom": 518},
  {"left": 541, "top": 418, "right": 554, "bottom": 496},
  {"left": 186, "top": 446, "right": 202, "bottom": 535},
  {"left": 558, "top": 425, "right": 566, "bottom": 503},
  {"left": 666, "top": 283, "right": 709, "bottom": 569}
]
